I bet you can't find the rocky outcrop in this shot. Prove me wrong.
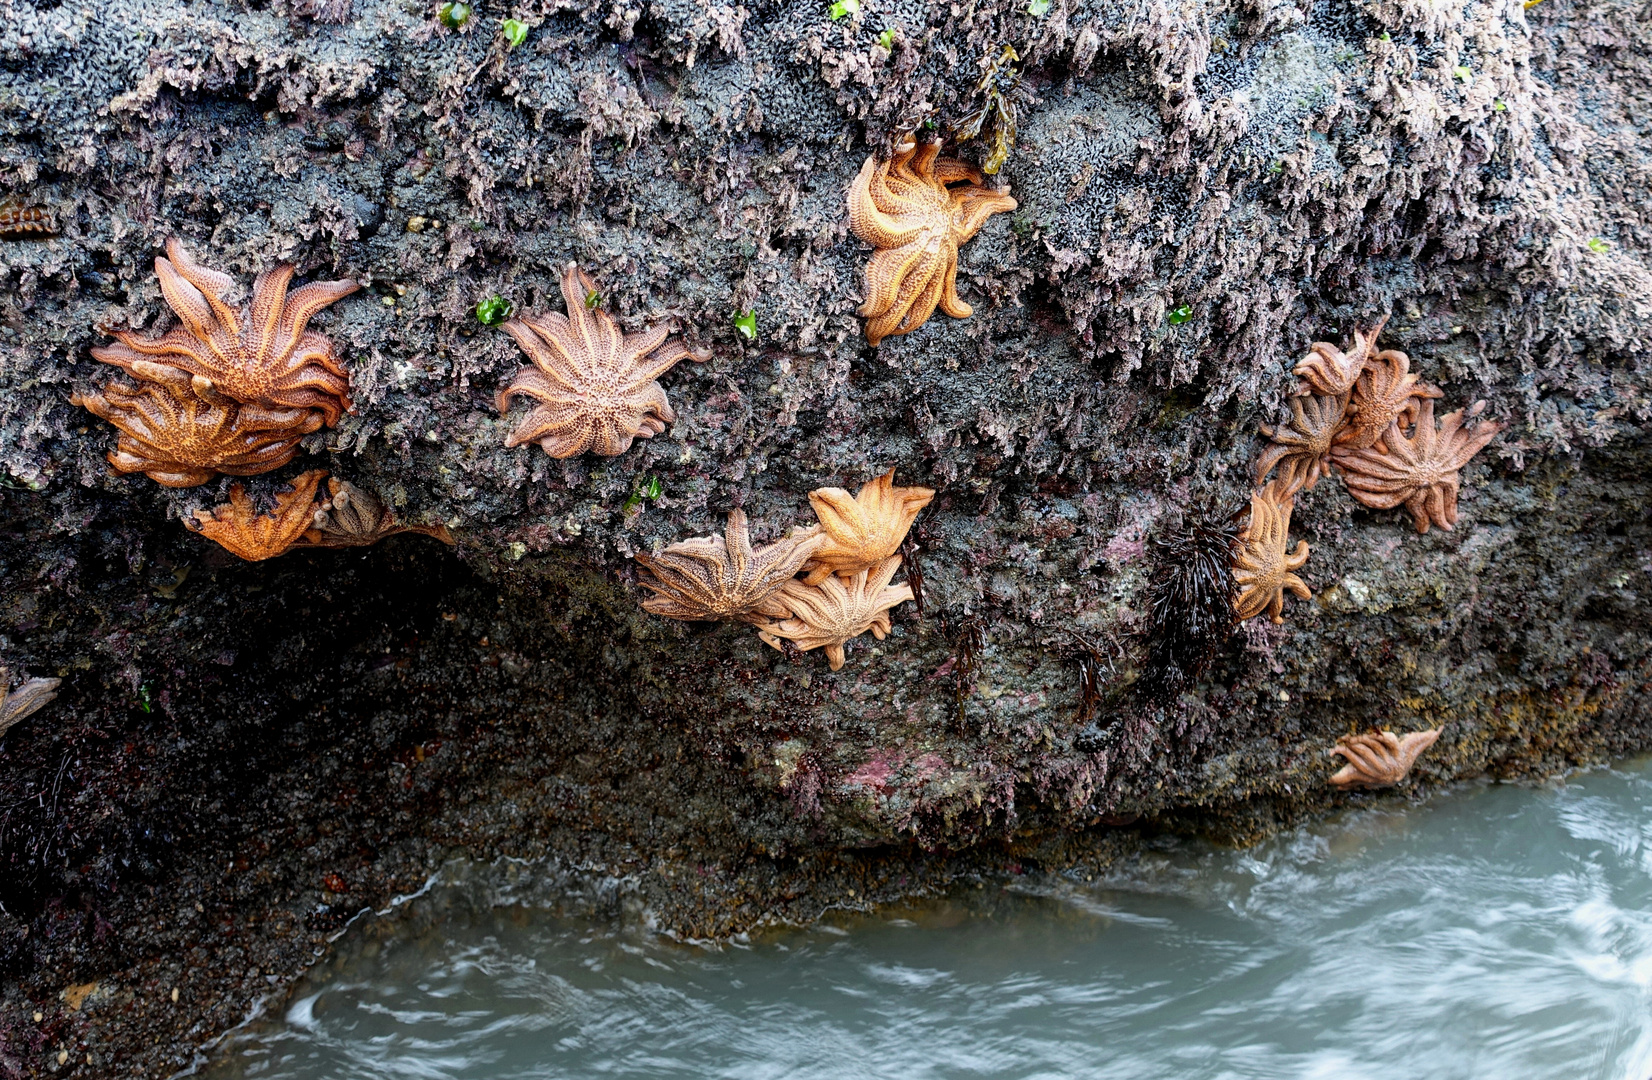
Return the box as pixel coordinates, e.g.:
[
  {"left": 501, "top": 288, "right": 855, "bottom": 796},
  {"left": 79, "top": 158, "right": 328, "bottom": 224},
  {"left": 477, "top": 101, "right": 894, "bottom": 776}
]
[{"left": 2, "top": 0, "right": 1650, "bottom": 1072}]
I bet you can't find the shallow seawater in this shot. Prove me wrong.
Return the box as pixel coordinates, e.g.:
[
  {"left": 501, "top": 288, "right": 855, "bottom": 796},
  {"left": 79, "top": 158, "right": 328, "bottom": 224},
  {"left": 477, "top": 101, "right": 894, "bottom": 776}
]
[{"left": 207, "top": 758, "right": 1652, "bottom": 1080}]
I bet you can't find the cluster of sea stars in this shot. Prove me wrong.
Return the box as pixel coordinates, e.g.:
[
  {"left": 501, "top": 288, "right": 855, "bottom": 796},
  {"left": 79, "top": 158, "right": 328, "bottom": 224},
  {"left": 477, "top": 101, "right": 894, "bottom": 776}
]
[
  {"left": 188, "top": 471, "right": 453, "bottom": 562},
  {"left": 634, "top": 470, "right": 933, "bottom": 671},
  {"left": 1238, "top": 319, "right": 1503, "bottom": 624},
  {"left": 73, "top": 240, "right": 360, "bottom": 487}
]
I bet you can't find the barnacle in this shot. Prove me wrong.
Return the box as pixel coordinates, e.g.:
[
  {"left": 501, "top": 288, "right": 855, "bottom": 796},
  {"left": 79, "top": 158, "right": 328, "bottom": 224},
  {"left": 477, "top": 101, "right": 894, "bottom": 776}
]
[
  {"left": 0, "top": 196, "right": 58, "bottom": 240},
  {"left": 1331, "top": 399, "right": 1502, "bottom": 534},
  {"left": 294, "top": 479, "right": 454, "bottom": 548},
  {"left": 0, "top": 666, "right": 61, "bottom": 741},
  {"left": 497, "top": 263, "right": 709, "bottom": 458},
  {"left": 1293, "top": 319, "right": 1386, "bottom": 398},
  {"left": 1233, "top": 481, "right": 1311, "bottom": 624},
  {"left": 71, "top": 379, "right": 322, "bottom": 488},
  {"left": 848, "top": 137, "right": 1017, "bottom": 346},
  {"left": 1255, "top": 392, "right": 1349, "bottom": 495},
  {"left": 635, "top": 510, "right": 824, "bottom": 622},
  {"left": 1142, "top": 508, "right": 1240, "bottom": 701},
  {"left": 91, "top": 239, "right": 359, "bottom": 424},
  {"left": 1334, "top": 346, "right": 1442, "bottom": 452},
  {"left": 756, "top": 555, "right": 913, "bottom": 671},
  {"left": 801, "top": 468, "right": 935, "bottom": 586},
  {"left": 190, "top": 470, "right": 329, "bottom": 561},
  {"left": 1329, "top": 728, "right": 1441, "bottom": 789}
]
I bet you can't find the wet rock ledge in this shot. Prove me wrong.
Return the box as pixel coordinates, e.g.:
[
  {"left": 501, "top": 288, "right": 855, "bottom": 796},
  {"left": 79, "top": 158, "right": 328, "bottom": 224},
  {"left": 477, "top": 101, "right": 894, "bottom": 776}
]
[{"left": 3, "top": 0, "right": 1651, "bottom": 1073}]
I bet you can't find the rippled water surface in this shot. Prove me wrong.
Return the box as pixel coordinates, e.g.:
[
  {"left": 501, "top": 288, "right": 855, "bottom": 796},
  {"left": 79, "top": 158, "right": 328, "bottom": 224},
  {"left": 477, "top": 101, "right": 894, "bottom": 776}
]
[{"left": 208, "top": 759, "right": 1652, "bottom": 1080}]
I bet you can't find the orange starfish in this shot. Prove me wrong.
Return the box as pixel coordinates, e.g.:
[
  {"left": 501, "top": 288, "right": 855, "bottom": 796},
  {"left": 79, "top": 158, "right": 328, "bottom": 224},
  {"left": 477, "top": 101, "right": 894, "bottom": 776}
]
[
  {"left": 497, "top": 263, "right": 710, "bottom": 458},
  {"left": 1292, "top": 319, "right": 1387, "bottom": 398},
  {"left": 848, "top": 137, "right": 1017, "bottom": 346},
  {"left": 1335, "top": 346, "right": 1442, "bottom": 452},
  {"left": 1233, "top": 482, "right": 1311, "bottom": 624},
  {"left": 756, "top": 555, "right": 914, "bottom": 671},
  {"left": 1254, "top": 392, "right": 1349, "bottom": 495},
  {"left": 1331, "top": 399, "right": 1502, "bottom": 534},
  {"left": 92, "top": 239, "right": 359, "bottom": 424},
  {"left": 293, "top": 479, "right": 454, "bottom": 548},
  {"left": 71, "top": 379, "right": 322, "bottom": 488},
  {"left": 635, "top": 510, "right": 824, "bottom": 623},
  {"left": 190, "top": 470, "right": 328, "bottom": 561},
  {"left": 1329, "top": 728, "right": 1441, "bottom": 789},
  {"left": 801, "top": 468, "right": 934, "bottom": 586}
]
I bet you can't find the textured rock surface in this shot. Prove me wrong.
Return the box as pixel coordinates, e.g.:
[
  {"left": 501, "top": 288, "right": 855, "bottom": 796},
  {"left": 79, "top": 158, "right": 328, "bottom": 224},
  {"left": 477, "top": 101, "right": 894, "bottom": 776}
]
[{"left": 2, "top": 0, "right": 1651, "bottom": 1072}]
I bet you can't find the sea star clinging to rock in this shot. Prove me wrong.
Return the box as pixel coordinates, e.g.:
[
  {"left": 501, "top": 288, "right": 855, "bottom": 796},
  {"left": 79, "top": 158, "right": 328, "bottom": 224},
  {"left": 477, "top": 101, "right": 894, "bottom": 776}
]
[
  {"left": 1331, "top": 399, "right": 1502, "bottom": 534},
  {"left": 1233, "top": 481, "right": 1311, "bottom": 624},
  {"left": 801, "top": 468, "right": 934, "bottom": 586},
  {"left": 848, "top": 136, "right": 1017, "bottom": 346},
  {"left": 1335, "top": 345, "right": 1443, "bottom": 452},
  {"left": 72, "top": 379, "right": 323, "bottom": 488},
  {"left": 1292, "top": 319, "right": 1387, "bottom": 398},
  {"left": 1255, "top": 392, "right": 1349, "bottom": 496},
  {"left": 190, "top": 470, "right": 329, "bottom": 561},
  {"left": 756, "top": 555, "right": 914, "bottom": 671},
  {"left": 92, "top": 239, "right": 359, "bottom": 425},
  {"left": 635, "top": 510, "right": 824, "bottom": 623},
  {"left": 1329, "top": 728, "right": 1441, "bottom": 789},
  {"left": 497, "top": 263, "right": 710, "bottom": 458},
  {"left": 294, "top": 479, "right": 454, "bottom": 548}
]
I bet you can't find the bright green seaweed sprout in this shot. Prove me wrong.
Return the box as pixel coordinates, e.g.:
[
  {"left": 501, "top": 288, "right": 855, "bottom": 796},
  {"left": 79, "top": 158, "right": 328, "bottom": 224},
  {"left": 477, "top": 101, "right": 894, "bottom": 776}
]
[
  {"left": 1588, "top": 237, "right": 1610, "bottom": 254},
  {"left": 475, "top": 295, "right": 513, "bottom": 326},
  {"left": 733, "top": 310, "right": 757, "bottom": 341},
  {"left": 829, "top": 0, "right": 859, "bottom": 19},
  {"left": 1027, "top": 0, "right": 1051, "bottom": 14},
  {"left": 501, "top": 18, "right": 528, "bottom": 47},
  {"left": 622, "top": 475, "right": 664, "bottom": 519},
  {"left": 1167, "top": 304, "right": 1193, "bottom": 326},
  {"left": 438, "top": 1, "right": 471, "bottom": 28}
]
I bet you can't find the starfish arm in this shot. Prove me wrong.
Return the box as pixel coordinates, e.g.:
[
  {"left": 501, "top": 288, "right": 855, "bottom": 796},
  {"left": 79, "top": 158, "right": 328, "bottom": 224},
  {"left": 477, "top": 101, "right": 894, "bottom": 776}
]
[
  {"left": 248, "top": 264, "right": 295, "bottom": 355},
  {"left": 1282, "top": 571, "right": 1311, "bottom": 600},
  {"left": 848, "top": 158, "right": 924, "bottom": 248},
  {"left": 931, "top": 157, "right": 983, "bottom": 185},
  {"left": 155, "top": 254, "right": 239, "bottom": 358},
  {"left": 859, "top": 242, "right": 933, "bottom": 319},
  {"left": 270, "top": 279, "right": 360, "bottom": 361},
  {"left": 501, "top": 322, "right": 588, "bottom": 390},
  {"left": 892, "top": 258, "right": 949, "bottom": 341},
  {"left": 504, "top": 401, "right": 590, "bottom": 451},
  {"left": 936, "top": 245, "right": 972, "bottom": 319},
  {"left": 863, "top": 258, "right": 941, "bottom": 346},
  {"left": 824, "top": 643, "right": 847, "bottom": 671},
  {"left": 953, "top": 187, "right": 1017, "bottom": 240},
  {"left": 630, "top": 336, "right": 708, "bottom": 385},
  {"left": 163, "top": 239, "right": 241, "bottom": 331}
]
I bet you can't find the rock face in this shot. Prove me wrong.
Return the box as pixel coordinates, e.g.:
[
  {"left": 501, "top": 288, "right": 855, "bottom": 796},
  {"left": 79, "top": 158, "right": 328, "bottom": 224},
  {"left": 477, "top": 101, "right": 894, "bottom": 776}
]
[{"left": 2, "top": 0, "right": 1650, "bottom": 1070}]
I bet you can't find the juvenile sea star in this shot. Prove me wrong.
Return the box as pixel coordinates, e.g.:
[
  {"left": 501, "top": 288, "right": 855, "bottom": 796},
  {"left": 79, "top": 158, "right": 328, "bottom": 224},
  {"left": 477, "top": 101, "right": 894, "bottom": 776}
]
[
  {"left": 92, "top": 239, "right": 359, "bottom": 424},
  {"left": 801, "top": 468, "right": 934, "bottom": 586},
  {"left": 1331, "top": 399, "right": 1502, "bottom": 534},
  {"left": 497, "top": 263, "right": 709, "bottom": 458},
  {"left": 1329, "top": 728, "right": 1441, "bottom": 789},
  {"left": 756, "top": 555, "right": 914, "bottom": 671},
  {"left": 848, "top": 137, "right": 1017, "bottom": 346},
  {"left": 1233, "top": 482, "right": 1311, "bottom": 624},
  {"left": 635, "top": 510, "right": 824, "bottom": 622}
]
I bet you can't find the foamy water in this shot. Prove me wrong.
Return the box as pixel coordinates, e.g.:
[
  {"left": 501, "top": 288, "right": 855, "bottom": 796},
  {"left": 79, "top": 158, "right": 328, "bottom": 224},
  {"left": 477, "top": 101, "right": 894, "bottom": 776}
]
[{"left": 206, "top": 758, "right": 1652, "bottom": 1080}]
